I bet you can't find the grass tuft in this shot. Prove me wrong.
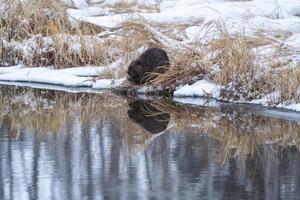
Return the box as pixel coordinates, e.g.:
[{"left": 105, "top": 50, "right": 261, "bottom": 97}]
[{"left": 1, "top": 0, "right": 105, "bottom": 67}]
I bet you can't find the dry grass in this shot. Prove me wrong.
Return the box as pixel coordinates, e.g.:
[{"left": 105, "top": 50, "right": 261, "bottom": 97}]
[
  {"left": 150, "top": 49, "right": 208, "bottom": 89},
  {"left": 1, "top": 0, "right": 105, "bottom": 67},
  {"left": 275, "top": 66, "right": 300, "bottom": 103},
  {"left": 149, "top": 21, "right": 298, "bottom": 104},
  {"left": 3, "top": 0, "right": 75, "bottom": 39},
  {"left": 209, "top": 31, "right": 273, "bottom": 101},
  {"left": 104, "top": 2, "right": 160, "bottom": 14},
  {"left": 210, "top": 34, "right": 255, "bottom": 85},
  {"left": 151, "top": 22, "right": 263, "bottom": 93},
  {"left": 48, "top": 34, "right": 106, "bottom": 68},
  {"left": 98, "top": 20, "right": 166, "bottom": 78},
  {"left": 116, "top": 20, "right": 163, "bottom": 57}
]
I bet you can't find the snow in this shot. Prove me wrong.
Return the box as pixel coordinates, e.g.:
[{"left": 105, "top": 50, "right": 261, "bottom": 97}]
[
  {"left": 285, "top": 34, "right": 300, "bottom": 49},
  {"left": 282, "top": 103, "right": 300, "bottom": 112},
  {"left": 249, "top": 92, "right": 280, "bottom": 106},
  {"left": 58, "top": 66, "right": 106, "bottom": 77},
  {"left": 68, "top": 0, "right": 300, "bottom": 32},
  {"left": 0, "top": 65, "right": 23, "bottom": 75},
  {"left": 67, "top": 6, "right": 112, "bottom": 18},
  {"left": 0, "top": 81, "right": 103, "bottom": 93},
  {"left": 0, "top": 65, "right": 125, "bottom": 89},
  {"left": 0, "top": 65, "right": 108, "bottom": 77},
  {"left": 174, "top": 80, "right": 221, "bottom": 98},
  {"left": 101, "top": 0, "right": 158, "bottom": 5},
  {"left": 1, "top": 65, "right": 104, "bottom": 78},
  {"left": 58, "top": 58, "right": 123, "bottom": 77},
  {"left": 173, "top": 97, "right": 219, "bottom": 107},
  {"left": 0, "top": 68, "right": 92, "bottom": 87},
  {"left": 72, "top": 0, "right": 88, "bottom": 9},
  {"left": 92, "top": 78, "right": 125, "bottom": 89}
]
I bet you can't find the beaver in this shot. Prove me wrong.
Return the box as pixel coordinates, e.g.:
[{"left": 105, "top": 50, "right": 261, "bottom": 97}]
[{"left": 127, "top": 48, "right": 170, "bottom": 84}]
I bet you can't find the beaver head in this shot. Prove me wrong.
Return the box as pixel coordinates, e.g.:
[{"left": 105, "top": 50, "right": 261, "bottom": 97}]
[{"left": 127, "top": 58, "right": 147, "bottom": 84}]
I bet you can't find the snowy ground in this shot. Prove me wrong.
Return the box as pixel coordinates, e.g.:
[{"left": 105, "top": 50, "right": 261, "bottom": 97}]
[
  {"left": 1, "top": 0, "right": 300, "bottom": 111},
  {"left": 1, "top": 66, "right": 300, "bottom": 112},
  {"left": 0, "top": 65, "right": 125, "bottom": 89},
  {"left": 173, "top": 79, "right": 300, "bottom": 111}
]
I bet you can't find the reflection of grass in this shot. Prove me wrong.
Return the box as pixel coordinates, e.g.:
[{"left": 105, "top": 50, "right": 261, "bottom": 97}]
[
  {"left": 151, "top": 101, "right": 300, "bottom": 161},
  {"left": 0, "top": 87, "right": 154, "bottom": 149},
  {"left": 1, "top": 87, "right": 300, "bottom": 159},
  {"left": 205, "top": 111, "right": 300, "bottom": 162},
  {"left": 146, "top": 100, "right": 211, "bottom": 131}
]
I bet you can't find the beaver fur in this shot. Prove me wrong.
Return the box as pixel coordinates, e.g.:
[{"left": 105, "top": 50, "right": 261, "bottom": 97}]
[{"left": 127, "top": 48, "right": 170, "bottom": 84}]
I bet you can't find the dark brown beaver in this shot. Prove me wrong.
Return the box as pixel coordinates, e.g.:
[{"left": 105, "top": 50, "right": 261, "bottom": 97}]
[{"left": 127, "top": 48, "right": 170, "bottom": 84}]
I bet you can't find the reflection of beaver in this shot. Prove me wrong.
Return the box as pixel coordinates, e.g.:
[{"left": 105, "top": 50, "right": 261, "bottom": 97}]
[
  {"left": 128, "top": 100, "right": 170, "bottom": 134},
  {"left": 127, "top": 48, "right": 170, "bottom": 84}
]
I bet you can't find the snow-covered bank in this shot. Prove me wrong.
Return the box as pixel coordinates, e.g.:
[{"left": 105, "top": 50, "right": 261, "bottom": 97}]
[
  {"left": 173, "top": 79, "right": 300, "bottom": 112},
  {"left": 0, "top": 65, "right": 23, "bottom": 75},
  {"left": 0, "top": 81, "right": 102, "bottom": 93},
  {"left": 174, "top": 80, "right": 221, "bottom": 98},
  {"left": 1, "top": 0, "right": 300, "bottom": 113},
  {"left": 0, "top": 65, "right": 300, "bottom": 112},
  {"left": 0, "top": 67, "right": 92, "bottom": 87},
  {"left": 0, "top": 66, "right": 124, "bottom": 89}
]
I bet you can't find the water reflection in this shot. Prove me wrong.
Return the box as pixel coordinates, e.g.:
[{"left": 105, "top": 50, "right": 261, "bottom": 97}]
[
  {"left": 128, "top": 100, "right": 170, "bottom": 134},
  {"left": 0, "top": 86, "right": 300, "bottom": 199}
]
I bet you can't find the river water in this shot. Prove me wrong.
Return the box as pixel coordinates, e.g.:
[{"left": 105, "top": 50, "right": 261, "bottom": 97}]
[{"left": 0, "top": 86, "right": 300, "bottom": 200}]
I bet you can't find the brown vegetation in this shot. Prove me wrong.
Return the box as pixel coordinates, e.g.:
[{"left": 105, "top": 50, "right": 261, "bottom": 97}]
[
  {"left": 1, "top": 1, "right": 300, "bottom": 105},
  {"left": 1, "top": 0, "right": 105, "bottom": 67}
]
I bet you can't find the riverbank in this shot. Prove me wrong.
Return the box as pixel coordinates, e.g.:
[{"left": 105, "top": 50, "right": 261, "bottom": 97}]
[
  {"left": 2, "top": 78, "right": 300, "bottom": 116},
  {"left": 1, "top": 0, "right": 300, "bottom": 111}
]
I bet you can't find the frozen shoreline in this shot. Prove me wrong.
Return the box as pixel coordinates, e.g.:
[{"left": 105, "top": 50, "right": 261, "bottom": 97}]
[{"left": 1, "top": 66, "right": 300, "bottom": 113}]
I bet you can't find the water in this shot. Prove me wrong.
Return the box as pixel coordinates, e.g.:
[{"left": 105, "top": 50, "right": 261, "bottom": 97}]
[{"left": 0, "top": 86, "right": 300, "bottom": 200}]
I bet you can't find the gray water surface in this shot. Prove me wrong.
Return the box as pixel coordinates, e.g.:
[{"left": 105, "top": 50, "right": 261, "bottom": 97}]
[{"left": 0, "top": 86, "right": 300, "bottom": 200}]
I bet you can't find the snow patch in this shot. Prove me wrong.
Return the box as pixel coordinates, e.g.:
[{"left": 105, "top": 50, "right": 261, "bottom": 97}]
[
  {"left": 0, "top": 68, "right": 92, "bottom": 87},
  {"left": 173, "top": 97, "right": 219, "bottom": 107},
  {"left": 58, "top": 66, "right": 105, "bottom": 77},
  {"left": 282, "top": 103, "right": 300, "bottom": 112},
  {"left": 92, "top": 78, "right": 125, "bottom": 89},
  {"left": 174, "top": 80, "right": 221, "bottom": 98},
  {"left": 285, "top": 34, "right": 300, "bottom": 49},
  {"left": 0, "top": 65, "right": 23, "bottom": 75}
]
